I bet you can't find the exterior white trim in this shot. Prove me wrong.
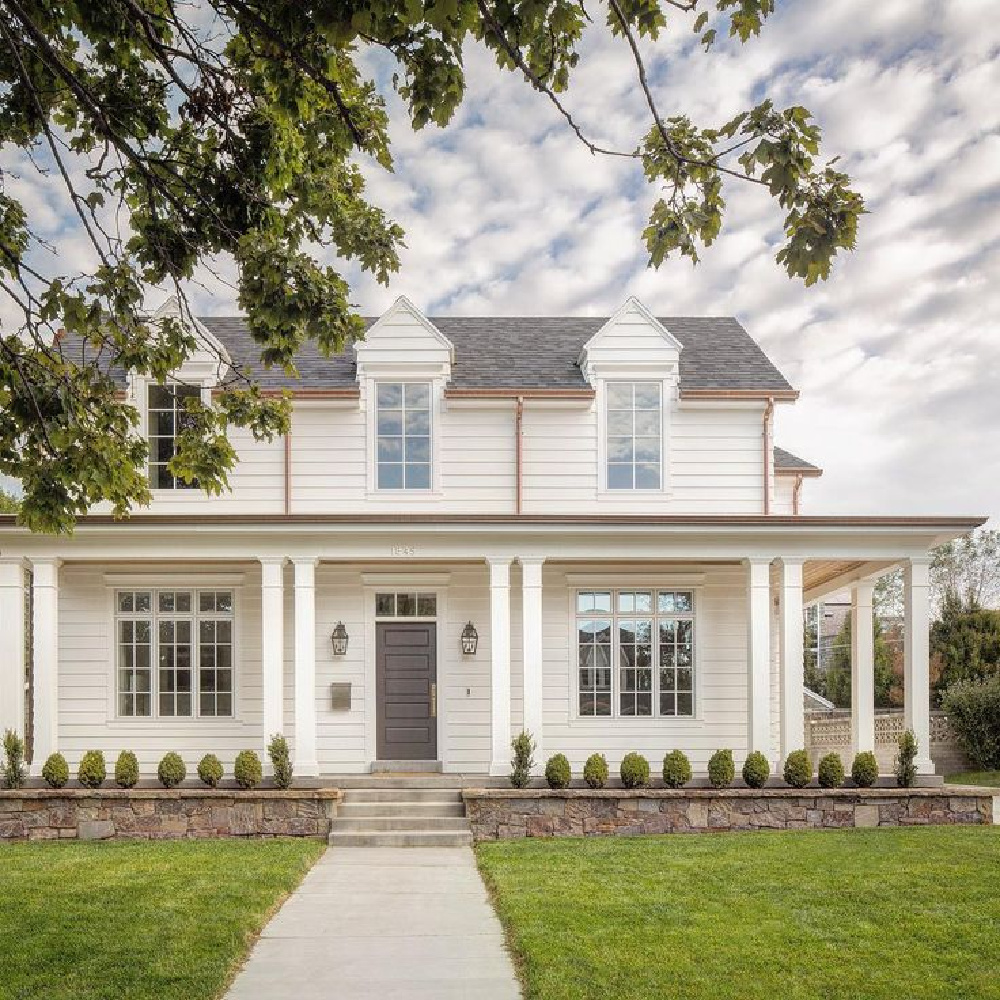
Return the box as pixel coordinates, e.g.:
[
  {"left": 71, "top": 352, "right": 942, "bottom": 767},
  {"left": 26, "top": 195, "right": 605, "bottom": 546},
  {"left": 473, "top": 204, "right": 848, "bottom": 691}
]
[
  {"left": 103, "top": 572, "right": 246, "bottom": 587},
  {"left": 361, "top": 572, "right": 451, "bottom": 586}
]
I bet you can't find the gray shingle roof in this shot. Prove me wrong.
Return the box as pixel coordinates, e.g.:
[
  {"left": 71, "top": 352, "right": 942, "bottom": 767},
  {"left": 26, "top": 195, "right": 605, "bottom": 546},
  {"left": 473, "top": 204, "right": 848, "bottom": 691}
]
[
  {"left": 773, "top": 446, "right": 821, "bottom": 473},
  {"left": 200, "top": 315, "right": 793, "bottom": 393}
]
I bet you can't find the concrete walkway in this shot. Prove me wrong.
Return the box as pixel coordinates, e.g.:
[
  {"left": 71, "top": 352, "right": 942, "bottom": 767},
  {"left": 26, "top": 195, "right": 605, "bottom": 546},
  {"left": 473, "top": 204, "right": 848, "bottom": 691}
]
[{"left": 225, "top": 847, "right": 522, "bottom": 1000}]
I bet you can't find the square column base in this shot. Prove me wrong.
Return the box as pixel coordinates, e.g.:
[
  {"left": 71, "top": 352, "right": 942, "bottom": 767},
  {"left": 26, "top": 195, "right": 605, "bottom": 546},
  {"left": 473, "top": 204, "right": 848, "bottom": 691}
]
[
  {"left": 489, "top": 762, "right": 511, "bottom": 778},
  {"left": 294, "top": 759, "right": 320, "bottom": 778}
]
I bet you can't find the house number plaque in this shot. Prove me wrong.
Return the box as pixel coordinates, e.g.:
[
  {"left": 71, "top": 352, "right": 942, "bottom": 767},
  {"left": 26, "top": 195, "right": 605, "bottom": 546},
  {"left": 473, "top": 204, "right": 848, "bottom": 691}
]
[{"left": 390, "top": 544, "right": 415, "bottom": 557}]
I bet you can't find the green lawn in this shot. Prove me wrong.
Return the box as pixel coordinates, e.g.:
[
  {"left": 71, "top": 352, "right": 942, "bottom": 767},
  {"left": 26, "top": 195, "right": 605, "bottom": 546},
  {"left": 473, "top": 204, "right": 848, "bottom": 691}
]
[
  {"left": 477, "top": 828, "right": 1000, "bottom": 1000},
  {"left": 0, "top": 839, "right": 324, "bottom": 1000},
  {"left": 946, "top": 771, "right": 1000, "bottom": 787}
]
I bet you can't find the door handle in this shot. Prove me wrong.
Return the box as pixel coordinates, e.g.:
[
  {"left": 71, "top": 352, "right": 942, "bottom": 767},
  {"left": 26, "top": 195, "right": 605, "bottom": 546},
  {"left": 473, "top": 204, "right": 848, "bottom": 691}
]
[{"left": 430, "top": 683, "right": 437, "bottom": 718}]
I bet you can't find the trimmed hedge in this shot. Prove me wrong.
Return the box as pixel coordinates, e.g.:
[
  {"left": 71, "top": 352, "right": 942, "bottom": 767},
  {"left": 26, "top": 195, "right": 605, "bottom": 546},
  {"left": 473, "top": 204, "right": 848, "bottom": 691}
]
[
  {"left": 157, "top": 752, "right": 186, "bottom": 789},
  {"left": 115, "top": 750, "right": 140, "bottom": 789},
  {"left": 620, "top": 752, "right": 650, "bottom": 789},
  {"left": 583, "top": 753, "right": 609, "bottom": 789},
  {"left": 708, "top": 749, "right": 735, "bottom": 789},
  {"left": 742, "top": 751, "right": 770, "bottom": 789},
  {"left": 41, "top": 752, "right": 69, "bottom": 789},
  {"left": 817, "top": 752, "right": 845, "bottom": 789},
  {"left": 782, "top": 750, "right": 812, "bottom": 789},
  {"left": 234, "top": 750, "right": 263, "bottom": 790},
  {"left": 662, "top": 750, "right": 692, "bottom": 789},
  {"left": 78, "top": 750, "right": 107, "bottom": 789},
  {"left": 942, "top": 675, "right": 1000, "bottom": 770},
  {"left": 851, "top": 750, "right": 879, "bottom": 788},
  {"left": 545, "top": 753, "right": 572, "bottom": 789},
  {"left": 198, "top": 753, "right": 224, "bottom": 788}
]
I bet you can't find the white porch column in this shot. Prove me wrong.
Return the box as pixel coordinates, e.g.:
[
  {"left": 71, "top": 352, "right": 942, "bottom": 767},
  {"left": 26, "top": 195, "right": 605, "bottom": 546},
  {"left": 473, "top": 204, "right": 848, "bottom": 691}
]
[
  {"left": 904, "top": 557, "right": 934, "bottom": 774},
  {"left": 260, "top": 557, "right": 286, "bottom": 756},
  {"left": 31, "top": 559, "right": 59, "bottom": 770},
  {"left": 489, "top": 558, "right": 512, "bottom": 776},
  {"left": 778, "top": 559, "right": 804, "bottom": 760},
  {"left": 850, "top": 580, "right": 876, "bottom": 759},
  {"left": 520, "top": 558, "right": 545, "bottom": 766},
  {"left": 0, "top": 560, "right": 27, "bottom": 743},
  {"left": 746, "top": 557, "right": 774, "bottom": 763},
  {"left": 292, "top": 558, "right": 318, "bottom": 777}
]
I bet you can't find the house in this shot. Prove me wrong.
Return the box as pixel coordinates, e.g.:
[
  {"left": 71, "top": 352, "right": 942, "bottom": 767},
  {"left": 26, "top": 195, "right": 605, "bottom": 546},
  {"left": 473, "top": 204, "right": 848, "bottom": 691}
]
[{"left": 0, "top": 296, "right": 984, "bottom": 779}]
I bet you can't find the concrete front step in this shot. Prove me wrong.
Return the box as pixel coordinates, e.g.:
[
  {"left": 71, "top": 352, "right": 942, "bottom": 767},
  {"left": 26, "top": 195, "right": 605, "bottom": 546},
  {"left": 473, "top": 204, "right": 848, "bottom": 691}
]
[
  {"left": 338, "top": 800, "right": 465, "bottom": 818},
  {"left": 344, "top": 786, "right": 464, "bottom": 803},
  {"left": 332, "top": 815, "right": 471, "bottom": 833},
  {"left": 370, "top": 759, "right": 443, "bottom": 774},
  {"left": 329, "top": 829, "right": 473, "bottom": 848}
]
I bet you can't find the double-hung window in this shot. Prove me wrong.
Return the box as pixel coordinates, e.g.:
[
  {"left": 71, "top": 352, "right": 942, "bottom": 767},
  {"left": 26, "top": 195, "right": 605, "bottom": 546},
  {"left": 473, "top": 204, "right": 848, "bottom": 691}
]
[
  {"left": 116, "top": 588, "right": 235, "bottom": 718},
  {"left": 148, "top": 384, "right": 201, "bottom": 489},
  {"left": 576, "top": 589, "right": 694, "bottom": 718},
  {"left": 606, "top": 382, "right": 662, "bottom": 490},
  {"left": 376, "top": 383, "right": 431, "bottom": 490}
]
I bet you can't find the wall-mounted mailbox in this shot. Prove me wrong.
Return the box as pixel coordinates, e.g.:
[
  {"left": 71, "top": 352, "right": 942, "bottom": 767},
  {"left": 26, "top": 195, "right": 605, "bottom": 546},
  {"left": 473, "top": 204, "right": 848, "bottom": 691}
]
[{"left": 330, "top": 683, "right": 352, "bottom": 711}]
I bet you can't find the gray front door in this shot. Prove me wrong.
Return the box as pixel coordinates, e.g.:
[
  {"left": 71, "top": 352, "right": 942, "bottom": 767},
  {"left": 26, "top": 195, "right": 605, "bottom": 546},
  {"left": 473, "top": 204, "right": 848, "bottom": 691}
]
[{"left": 376, "top": 622, "right": 437, "bottom": 760}]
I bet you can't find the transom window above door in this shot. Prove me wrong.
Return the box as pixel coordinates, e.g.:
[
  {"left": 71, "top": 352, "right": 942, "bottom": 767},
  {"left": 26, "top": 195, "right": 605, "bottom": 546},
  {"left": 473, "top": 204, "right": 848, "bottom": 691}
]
[
  {"left": 376, "top": 382, "right": 431, "bottom": 490},
  {"left": 576, "top": 589, "right": 694, "bottom": 719},
  {"left": 148, "top": 383, "right": 201, "bottom": 490},
  {"left": 375, "top": 592, "right": 437, "bottom": 618},
  {"left": 606, "top": 381, "right": 662, "bottom": 490}
]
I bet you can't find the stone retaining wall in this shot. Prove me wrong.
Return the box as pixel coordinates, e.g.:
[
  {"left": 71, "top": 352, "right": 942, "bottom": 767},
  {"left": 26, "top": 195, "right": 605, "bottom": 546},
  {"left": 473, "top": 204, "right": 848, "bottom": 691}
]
[
  {"left": 463, "top": 787, "right": 998, "bottom": 842},
  {"left": 0, "top": 788, "right": 341, "bottom": 841}
]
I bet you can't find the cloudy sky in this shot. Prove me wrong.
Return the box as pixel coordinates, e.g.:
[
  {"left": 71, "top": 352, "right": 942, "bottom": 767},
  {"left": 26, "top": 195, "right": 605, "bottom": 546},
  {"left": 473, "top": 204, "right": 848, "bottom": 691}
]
[{"left": 6, "top": 1, "right": 999, "bottom": 522}]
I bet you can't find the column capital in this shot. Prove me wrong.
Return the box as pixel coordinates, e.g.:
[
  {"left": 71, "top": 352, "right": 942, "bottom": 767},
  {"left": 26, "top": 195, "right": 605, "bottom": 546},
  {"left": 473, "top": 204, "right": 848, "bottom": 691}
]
[
  {"left": 257, "top": 555, "right": 287, "bottom": 566},
  {"left": 290, "top": 556, "right": 318, "bottom": 568},
  {"left": 517, "top": 556, "right": 546, "bottom": 567},
  {"left": 775, "top": 556, "right": 804, "bottom": 568},
  {"left": 487, "top": 559, "right": 511, "bottom": 587}
]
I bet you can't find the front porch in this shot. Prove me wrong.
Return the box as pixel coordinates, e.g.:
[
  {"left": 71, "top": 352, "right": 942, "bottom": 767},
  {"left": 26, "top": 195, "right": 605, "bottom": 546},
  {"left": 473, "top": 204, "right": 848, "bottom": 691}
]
[{"left": 0, "top": 514, "right": 979, "bottom": 780}]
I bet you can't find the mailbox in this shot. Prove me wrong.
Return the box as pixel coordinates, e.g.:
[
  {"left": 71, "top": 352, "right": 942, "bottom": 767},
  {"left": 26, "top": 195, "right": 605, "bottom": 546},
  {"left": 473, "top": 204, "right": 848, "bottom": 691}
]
[{"left": 330, "top": 682, "right": 352, "bottom": 710}]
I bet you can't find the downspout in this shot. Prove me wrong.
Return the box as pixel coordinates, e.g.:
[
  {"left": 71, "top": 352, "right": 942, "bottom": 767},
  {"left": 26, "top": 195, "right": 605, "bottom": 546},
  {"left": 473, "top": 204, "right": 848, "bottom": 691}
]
[
  {"left": 283, "top": 430, "right": 291, "bottom": 516},
  {"left": 762, "top": 396, "right": 774, "bottom": 515},
  {"left": 515, "top": 396, "right": 524, "bottom": 515},
  {"left": 792, "top": 473, "right": 804, "bottom": 516}
]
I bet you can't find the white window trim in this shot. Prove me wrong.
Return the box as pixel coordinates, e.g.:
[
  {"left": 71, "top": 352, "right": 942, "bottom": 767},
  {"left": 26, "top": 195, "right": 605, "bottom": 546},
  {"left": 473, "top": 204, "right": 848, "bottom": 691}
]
[
  {"left": 364, "top": 377, "right": 443, "bottom": 497},
  {"left": 566, "top": 582, "right": 704, "bottom": 724},
  {"left": 135, "top": 375, "right": 212, "bottom": 497},
  {"left": 107, "top": 585, "right": 241, "bottom": 723},
  {"left": 596, "top": 377, "right": 673, "bottom": 498}
]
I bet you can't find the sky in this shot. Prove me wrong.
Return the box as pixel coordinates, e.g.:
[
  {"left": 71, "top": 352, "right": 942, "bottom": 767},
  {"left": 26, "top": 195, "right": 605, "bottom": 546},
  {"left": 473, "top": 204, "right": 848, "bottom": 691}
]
[{"left": 5, "top": 0, "right": 1000, "bottom": 521}]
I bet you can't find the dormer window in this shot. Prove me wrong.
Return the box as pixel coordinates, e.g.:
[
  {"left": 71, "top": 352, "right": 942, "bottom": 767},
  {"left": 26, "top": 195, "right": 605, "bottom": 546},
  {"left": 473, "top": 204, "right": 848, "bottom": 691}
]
[
  {"left": 606, "top": 382, "right": 662, "bottom": 490},
  {"left": 376, "top": 382, "right": 431, "bottom": 490},
  {"left": 148, "top": 383, "right": 200, "bottom": 489}
]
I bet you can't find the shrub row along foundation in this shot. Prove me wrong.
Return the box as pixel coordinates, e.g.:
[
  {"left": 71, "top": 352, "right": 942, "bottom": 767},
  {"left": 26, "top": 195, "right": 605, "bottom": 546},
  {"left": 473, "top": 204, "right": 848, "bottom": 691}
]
[
  {"left": 0, "top": 788, "right": 340, "bottom": 841},
  {"left": 462, "top": 787, "right": 999, "bottom": 842}
]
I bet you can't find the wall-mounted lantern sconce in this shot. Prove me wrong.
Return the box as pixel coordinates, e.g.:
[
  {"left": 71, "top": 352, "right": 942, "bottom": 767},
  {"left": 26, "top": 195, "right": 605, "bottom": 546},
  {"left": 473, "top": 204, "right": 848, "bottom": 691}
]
[
  {"left": 331, "top": 621, "right": 349, "bottom": 656},
  {"left": 461, "top": 621, "right": 479, "bottom": 656}
]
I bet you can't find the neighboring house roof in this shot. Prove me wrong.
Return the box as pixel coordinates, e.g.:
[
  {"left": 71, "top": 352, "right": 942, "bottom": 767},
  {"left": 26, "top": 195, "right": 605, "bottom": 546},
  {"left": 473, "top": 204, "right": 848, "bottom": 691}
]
[{"left": 773, "top": 446, "right": 822, "bottom": 476}]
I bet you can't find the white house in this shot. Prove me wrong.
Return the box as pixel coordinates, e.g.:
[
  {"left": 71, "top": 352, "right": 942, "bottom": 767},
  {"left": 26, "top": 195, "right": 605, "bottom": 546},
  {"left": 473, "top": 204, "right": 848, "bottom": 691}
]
[{"left": 0, "top": 296, "right": 984, "bottom": 778}]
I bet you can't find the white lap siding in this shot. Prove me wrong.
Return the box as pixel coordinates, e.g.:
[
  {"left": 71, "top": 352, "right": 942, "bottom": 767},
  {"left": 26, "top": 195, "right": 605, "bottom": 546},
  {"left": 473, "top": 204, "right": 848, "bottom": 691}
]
[{"left": 56, "top": 563, "right": 264, "bottom": 775}]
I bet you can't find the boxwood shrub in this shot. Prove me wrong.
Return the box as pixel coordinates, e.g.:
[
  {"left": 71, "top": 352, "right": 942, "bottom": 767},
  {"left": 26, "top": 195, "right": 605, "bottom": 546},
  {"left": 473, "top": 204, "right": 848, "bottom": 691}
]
[
  {"left": 41, "top": 752, "right": 69, "bottom": 789},
  {"left": 894, "top": 729, "right": 918, "bottom": 788},
  {"left": 662, "top": 750, "right": 692, "bottom": 789},
  {"left": 707, "top": 749, "right": 735, "bottom": 788},
  {"left": 77, "top": 749, "right": 107, "bottom": 789},
  {"left": 268, "top": 733, "right": 293, "bottom": 789},
  {"left": 115, "top": 750, "right": 140, "bottom": 789},
  {"left": 197, "top": 753, "right": 224, "bottom": 788},
  {"left": 509, "top": 731, "right": 535, "bottom": 789},
  {"left": 851, "top": 750, "right": 879, "bottom": 788},
  {"left": 817, "top": 752, "right": 845, "bottom": 788},
  {"left": 620, "top": 752, "right": 650, "bottom": 789},
  {"left": 157, "top": 752, "right": 186, "bottom": 789},
  {"left": 544, "top": 753, "right": 572, "bottom": 789},
  {"left": 742, "top": 751, "right": 770, "bottom": 789},
  {"left": 583, "top": 753, "right": 609, "bottom": 789},
  {"left": 782, "top": 750, "right": 812, "bottom": 788},
  {"left": 2, "top": 729, "right": 27, "bottom": 789},
  {"left": 234, "top": 749, "right": 263, "bottom": 790}
]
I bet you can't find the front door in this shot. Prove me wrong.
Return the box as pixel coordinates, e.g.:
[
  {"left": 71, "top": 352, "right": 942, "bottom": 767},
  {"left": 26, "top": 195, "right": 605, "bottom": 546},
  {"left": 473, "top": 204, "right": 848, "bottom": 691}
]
[{"left": 376, "top": 622, "right": 437, "bottom": 760}]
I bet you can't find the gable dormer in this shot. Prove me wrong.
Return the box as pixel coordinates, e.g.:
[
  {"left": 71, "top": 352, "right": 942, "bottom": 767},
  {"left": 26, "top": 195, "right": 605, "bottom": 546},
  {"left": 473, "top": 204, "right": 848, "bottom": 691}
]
[{"left": 354, "top": 296, "right": 454, "bottom": 382}]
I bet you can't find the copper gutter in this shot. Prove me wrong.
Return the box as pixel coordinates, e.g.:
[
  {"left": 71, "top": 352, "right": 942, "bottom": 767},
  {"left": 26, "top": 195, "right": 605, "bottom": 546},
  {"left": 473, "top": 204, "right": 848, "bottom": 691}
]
[
  {"left": 792, "top": 473, "right": 803, "bottom": 516},
  {"left": 762, "top": 396, "right": 775, "bottom": 515},
  {"left": 681, "top": 388, "right": 798, "bottom": 401},
  {"left": 515, "top": 396, "right": 524, "bottom": 515},
  {"left": 444, "top": 387, "right": 593, "bottom": 400}
]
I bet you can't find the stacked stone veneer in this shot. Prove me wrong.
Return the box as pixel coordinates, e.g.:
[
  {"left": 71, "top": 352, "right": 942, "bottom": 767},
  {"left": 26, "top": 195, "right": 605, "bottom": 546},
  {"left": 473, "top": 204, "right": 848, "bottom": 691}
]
[
  {"left": 463, "top": 787, "right": 998, "bottom": 842},
  {"left": 0, "top": 788, "right": 340, "bottom": 841}
]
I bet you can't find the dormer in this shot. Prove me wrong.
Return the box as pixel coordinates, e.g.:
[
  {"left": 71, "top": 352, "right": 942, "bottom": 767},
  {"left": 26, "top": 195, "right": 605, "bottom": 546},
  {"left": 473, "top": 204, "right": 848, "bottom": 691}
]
[
  {"left": 579, "top": 297, "right": 682, "bottom": 497},
  {"left": 354, "top": 297, "right": 454, "bottom": 496}
]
